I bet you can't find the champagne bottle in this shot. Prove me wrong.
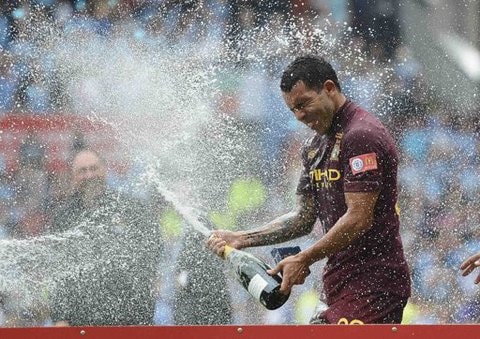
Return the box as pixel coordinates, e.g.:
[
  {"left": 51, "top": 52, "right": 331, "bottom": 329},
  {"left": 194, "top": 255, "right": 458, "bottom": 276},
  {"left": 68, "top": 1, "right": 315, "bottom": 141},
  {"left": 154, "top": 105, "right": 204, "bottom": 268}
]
[{"left": 223, "top": 245, "right": 289, "bottom": 310}]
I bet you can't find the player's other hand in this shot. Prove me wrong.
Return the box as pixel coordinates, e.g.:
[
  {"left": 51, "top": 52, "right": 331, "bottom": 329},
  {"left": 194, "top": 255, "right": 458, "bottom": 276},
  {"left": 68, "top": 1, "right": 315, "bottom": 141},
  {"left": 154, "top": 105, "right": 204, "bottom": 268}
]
[
  {"left": 460, "top": 252, "right": 480, "bottom": 284},
  {"left": 267, "top": 253, "right": 311, "bottom": 295}
]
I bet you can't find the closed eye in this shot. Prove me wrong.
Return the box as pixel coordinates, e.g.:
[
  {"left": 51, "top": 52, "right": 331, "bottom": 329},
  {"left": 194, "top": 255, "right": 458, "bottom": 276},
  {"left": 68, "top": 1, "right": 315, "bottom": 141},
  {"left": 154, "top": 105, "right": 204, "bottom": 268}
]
[{"left": 292, "top": 102, "right": 306, "bottom": 112}]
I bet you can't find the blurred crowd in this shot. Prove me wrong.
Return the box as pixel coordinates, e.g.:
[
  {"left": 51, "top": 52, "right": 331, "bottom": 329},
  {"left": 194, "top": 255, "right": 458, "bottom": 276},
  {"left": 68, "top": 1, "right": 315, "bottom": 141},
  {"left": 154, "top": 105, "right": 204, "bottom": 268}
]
[{"left": 1, "top": 0, "right": 480, "bottom": 327}]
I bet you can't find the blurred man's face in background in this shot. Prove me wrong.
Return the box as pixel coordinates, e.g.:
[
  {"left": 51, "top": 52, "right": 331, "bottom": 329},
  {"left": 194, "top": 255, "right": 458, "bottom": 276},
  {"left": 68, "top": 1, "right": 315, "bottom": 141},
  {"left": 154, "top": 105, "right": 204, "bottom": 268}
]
[{"left": 72, "top": 150, "right": 107, "bottom": 204}]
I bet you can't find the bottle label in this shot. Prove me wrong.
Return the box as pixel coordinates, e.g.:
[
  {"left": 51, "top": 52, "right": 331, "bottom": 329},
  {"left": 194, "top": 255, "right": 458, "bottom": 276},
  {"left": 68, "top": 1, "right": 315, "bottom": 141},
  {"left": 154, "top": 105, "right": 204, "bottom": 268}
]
[{"left": 248, "top": 274, "right": 268, "bottom": 301}]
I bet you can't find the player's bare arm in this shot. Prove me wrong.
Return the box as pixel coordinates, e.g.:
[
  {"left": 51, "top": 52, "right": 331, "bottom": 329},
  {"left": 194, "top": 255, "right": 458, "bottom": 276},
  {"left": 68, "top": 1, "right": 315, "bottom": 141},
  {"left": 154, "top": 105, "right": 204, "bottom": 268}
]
[
  {"left": 207, "top": 194, "right": 317, "bottom": 256},
  {"left": 298, "top": 190, "right": 379, "bottom": 266},
  {"left": 268, "top": 190, "right": 379, "bottom": 294},
  {"left": 240, "top": 193, "right": 318, "bottom": 247}
]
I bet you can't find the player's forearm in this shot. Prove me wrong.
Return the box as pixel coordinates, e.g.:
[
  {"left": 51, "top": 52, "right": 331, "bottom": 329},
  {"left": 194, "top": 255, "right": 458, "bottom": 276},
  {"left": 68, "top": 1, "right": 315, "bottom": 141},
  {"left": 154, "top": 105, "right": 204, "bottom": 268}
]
[
  {"left": 299, "top": 210, "right": 373, "bottom": 266},
  {"left": 237, "top": 211, "right": 315, "bottom": 248}
]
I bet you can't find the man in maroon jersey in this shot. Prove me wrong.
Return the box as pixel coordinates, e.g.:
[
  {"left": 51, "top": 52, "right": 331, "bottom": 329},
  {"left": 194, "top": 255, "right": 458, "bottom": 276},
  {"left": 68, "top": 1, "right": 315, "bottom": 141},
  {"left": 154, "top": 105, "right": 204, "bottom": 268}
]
[{"left": 207, "top": 55, "right": 411, "bottom": 324}]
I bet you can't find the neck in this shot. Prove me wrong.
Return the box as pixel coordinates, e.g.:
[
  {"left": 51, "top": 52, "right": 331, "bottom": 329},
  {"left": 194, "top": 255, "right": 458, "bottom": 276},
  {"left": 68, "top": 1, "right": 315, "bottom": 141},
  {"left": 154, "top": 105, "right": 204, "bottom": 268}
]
[
  {"left": 324, "top": 93, "right": 347, "bottom": 135},
  {"left": 334, "top": 93, "right": 347, "bottom": 111}
]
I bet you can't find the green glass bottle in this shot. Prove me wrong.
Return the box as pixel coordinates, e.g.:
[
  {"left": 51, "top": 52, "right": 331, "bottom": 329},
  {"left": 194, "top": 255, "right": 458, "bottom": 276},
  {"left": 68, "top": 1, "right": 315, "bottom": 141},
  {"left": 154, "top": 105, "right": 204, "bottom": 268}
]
[{"left": 223, "top": 245, "right": 289, "bottom": 310}]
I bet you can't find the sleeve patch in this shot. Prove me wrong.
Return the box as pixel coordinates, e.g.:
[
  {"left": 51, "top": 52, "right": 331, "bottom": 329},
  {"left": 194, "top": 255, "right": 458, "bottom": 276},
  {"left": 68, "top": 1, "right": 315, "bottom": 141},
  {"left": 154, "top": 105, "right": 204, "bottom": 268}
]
[{"left": 349, "top": 152, "right": 378, "bottom": 175}]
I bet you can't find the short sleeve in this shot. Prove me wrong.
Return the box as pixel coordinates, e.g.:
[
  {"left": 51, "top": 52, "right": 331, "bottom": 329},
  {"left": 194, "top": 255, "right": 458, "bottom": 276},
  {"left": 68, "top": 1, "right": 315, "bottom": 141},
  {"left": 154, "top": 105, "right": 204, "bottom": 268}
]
[{"left": 341, "top": 128, "right": 384, "bottom": 192}]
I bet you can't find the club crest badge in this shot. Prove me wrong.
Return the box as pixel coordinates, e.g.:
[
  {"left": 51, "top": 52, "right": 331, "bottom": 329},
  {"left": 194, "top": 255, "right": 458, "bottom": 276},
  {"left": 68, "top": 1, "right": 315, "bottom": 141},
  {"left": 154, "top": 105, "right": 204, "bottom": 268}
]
[
  {"left": 330, "top": 133, "right": 343, "bottom": 161},
  {"left": 307, "top": 149, "right": 317, "bottom": 160}
]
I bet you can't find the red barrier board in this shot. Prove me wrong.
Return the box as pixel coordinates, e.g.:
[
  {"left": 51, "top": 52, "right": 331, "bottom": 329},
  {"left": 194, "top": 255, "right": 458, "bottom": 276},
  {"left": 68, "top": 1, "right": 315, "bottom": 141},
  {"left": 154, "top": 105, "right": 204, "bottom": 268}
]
[{"left": 0, "top": 325, "right": 477, "bottom": 339}]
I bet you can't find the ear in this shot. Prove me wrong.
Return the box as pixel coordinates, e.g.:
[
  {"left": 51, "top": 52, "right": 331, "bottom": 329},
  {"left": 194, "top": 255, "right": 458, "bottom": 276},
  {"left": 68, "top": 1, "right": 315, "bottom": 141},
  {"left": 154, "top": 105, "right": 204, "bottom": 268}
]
[{"left": 324, "top": 80, "right": 337, "bottom": 93}]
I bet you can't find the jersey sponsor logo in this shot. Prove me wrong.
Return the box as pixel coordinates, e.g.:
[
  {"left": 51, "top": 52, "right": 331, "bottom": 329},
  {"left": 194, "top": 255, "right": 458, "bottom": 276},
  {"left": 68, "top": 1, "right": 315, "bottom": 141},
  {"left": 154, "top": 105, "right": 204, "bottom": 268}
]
[
  {"left": 349, "top": 152, "right": 378, "bottom": 175},
  {"left": 309, "top": 168, "right": 341, "bottom": 188}
]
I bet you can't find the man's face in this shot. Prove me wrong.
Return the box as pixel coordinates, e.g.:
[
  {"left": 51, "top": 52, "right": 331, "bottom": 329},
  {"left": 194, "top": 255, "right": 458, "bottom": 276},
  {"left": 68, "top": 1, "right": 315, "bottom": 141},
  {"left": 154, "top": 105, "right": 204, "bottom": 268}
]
[
  {"left": 72, "top": 151, "right": 107, "bottom": 201},
  {"left": 282, "top": 80, "right": 336, "bottom": 135}
]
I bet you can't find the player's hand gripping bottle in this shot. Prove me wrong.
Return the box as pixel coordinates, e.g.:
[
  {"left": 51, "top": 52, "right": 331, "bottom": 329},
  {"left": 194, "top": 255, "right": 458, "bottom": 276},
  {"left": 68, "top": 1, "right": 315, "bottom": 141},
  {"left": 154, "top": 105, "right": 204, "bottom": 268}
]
[{"left": 223, "top": 245, "right": 289, "bottom": 310}]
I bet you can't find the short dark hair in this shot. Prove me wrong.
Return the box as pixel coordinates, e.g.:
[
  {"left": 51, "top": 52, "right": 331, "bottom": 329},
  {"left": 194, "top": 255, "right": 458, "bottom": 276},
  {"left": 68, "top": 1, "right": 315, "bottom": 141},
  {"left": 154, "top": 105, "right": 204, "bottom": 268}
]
[{"left": 280, "top": 55, "right": 341, "bottom": 93}]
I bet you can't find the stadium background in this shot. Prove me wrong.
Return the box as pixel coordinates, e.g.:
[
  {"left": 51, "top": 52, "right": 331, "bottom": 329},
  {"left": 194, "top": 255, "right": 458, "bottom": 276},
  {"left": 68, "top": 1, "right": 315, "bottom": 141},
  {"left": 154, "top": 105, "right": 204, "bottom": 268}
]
[{"left": 0, "top": 0, "right": 479, "bottom": 326}]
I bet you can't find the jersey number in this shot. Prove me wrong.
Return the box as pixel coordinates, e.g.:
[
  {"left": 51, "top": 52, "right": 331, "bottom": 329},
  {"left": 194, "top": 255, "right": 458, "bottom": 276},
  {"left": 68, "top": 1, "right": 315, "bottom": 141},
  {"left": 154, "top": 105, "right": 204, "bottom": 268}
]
[{"left": 337, "top": 318, "right": 365, "bottom": 325}]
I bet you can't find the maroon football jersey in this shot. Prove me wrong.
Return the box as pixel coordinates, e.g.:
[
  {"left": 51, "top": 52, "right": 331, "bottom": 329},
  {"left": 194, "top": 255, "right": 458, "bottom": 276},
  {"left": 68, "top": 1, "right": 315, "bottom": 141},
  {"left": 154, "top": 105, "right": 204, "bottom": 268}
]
[{"left": 297, "top": 100, "right": 411, "bottom": 305}]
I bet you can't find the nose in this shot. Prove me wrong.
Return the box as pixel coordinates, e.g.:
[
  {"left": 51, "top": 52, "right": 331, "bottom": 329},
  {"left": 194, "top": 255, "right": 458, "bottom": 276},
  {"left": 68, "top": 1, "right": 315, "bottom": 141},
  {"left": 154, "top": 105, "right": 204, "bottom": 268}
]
[
  {"left": 80, "top": 168, "right": 99, "bottom": 181},
  {"left": 293, "top": 108, "right": 306, "bottom": 122}
]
